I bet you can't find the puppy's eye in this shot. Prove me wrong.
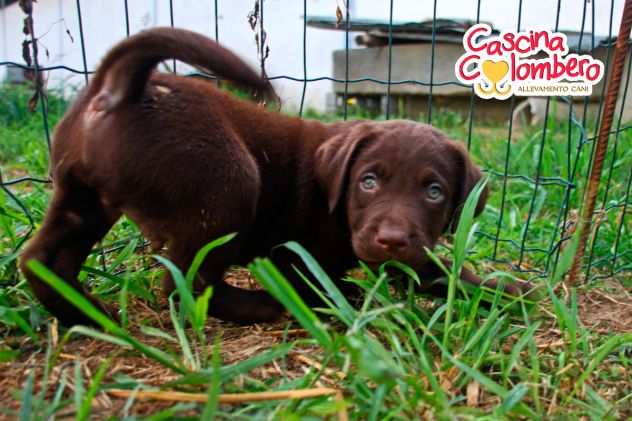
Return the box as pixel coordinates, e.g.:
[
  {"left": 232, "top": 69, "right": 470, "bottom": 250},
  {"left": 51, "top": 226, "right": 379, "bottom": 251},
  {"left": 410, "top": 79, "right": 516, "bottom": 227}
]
[
  {"left": 360, "top": 173, "right": 378, "bottom": 191},
  {"left": 426, "top": 182, "right": 444, "bottom": 201}
]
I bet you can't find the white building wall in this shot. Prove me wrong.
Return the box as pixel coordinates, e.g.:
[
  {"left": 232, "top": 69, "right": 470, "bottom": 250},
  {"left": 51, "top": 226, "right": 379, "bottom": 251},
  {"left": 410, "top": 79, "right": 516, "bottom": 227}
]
[{"left": 0, "top": 0, "right": 625, "bottom": 112}]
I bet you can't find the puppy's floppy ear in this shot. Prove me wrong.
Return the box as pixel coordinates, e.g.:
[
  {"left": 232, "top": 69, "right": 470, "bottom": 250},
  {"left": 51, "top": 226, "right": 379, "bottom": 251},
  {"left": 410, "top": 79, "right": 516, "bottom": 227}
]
[
  {"left": 314, "top": 123, "right": 376, "bottom": 213},
  {"left": 447, "top": 140, "right": 488, "bottom": 232}
]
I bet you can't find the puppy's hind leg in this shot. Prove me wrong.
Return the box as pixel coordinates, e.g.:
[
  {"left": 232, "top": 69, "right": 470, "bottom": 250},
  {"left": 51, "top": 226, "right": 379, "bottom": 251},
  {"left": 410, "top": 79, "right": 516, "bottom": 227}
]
[
  {"left": 19, "top": 181, "right": 121, "bottom": 326},
  {"left": 157, "top": 138, "right": 283, "bottom": 324}
]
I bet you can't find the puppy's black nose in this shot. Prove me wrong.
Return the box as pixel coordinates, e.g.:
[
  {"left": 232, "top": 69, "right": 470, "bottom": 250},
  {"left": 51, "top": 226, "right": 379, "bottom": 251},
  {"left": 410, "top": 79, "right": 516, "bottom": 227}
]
[{"left": 375, "top": 226, "right": 410, "bottom": 252}]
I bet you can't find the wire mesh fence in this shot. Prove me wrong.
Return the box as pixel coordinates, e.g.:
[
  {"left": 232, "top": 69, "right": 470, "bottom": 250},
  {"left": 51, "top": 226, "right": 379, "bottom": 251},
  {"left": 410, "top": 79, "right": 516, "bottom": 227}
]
[{"left": 0, "top": 0, "right": 630, "bottom": 284}]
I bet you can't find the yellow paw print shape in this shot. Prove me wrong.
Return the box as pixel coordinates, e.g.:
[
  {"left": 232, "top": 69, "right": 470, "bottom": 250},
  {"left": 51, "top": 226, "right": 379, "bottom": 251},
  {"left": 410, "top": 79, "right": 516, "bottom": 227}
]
[{"left": 475, "top": 60, "right": 512, "bottom": 99}]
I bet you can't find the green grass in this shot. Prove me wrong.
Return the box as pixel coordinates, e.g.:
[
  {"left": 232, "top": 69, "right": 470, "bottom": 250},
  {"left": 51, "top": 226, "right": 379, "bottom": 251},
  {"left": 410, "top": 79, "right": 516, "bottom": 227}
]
[{"left": 0, "top": 84, "right": 631, "bottom": 419}]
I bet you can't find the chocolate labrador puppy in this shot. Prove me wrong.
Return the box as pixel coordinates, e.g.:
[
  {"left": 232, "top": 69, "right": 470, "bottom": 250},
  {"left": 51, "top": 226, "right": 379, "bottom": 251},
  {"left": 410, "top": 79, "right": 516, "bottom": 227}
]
[{"left": 20, "top": 28, "right": 528, "bottom": 326}]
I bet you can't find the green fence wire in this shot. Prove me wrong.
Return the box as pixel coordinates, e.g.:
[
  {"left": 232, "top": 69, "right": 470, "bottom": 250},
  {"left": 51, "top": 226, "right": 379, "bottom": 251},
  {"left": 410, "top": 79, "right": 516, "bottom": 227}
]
[{"left": 0, "top": 0, "right": 630, "bottom": 283}]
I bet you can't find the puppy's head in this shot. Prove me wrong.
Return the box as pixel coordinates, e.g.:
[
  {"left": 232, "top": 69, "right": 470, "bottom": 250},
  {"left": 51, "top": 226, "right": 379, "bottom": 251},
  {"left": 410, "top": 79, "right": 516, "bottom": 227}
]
[{"left": 315, "top": 120, "right": 487, "bottom": 270}]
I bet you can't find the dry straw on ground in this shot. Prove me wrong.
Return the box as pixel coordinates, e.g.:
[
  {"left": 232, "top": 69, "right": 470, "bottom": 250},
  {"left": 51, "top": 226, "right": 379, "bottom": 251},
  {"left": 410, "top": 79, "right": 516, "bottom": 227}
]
[{"left": 1, "top": 270, "right": 631, "bottom": 418}]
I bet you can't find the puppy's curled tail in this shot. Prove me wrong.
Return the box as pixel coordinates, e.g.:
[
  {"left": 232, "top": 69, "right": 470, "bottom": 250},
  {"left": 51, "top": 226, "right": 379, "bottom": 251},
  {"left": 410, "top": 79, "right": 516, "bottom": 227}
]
[{"left": 89, "top": 27, "right": 276, "bottom": 111}]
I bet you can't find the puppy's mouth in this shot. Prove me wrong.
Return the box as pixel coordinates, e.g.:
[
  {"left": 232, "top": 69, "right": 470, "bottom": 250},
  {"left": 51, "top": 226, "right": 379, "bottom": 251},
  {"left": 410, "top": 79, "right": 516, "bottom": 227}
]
[
  {"left": 352, "top": 242, "right": 432, "bottom": 271},
  {"left": 358, "top": 255, "right": 427, "bottom": 270},
  {"left": 359, "top": 258, "right": 385, "bottom": 270}
]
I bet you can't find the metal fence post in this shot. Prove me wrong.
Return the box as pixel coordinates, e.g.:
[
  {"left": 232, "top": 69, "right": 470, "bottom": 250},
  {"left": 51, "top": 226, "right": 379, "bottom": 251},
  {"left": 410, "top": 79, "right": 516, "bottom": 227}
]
[{"left": 568, "top": 0, "right": 632, "bottom": 285}]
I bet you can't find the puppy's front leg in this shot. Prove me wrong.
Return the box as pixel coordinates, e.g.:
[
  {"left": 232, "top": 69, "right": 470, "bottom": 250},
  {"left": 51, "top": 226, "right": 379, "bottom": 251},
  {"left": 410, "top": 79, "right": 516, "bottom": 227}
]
[
  {"left": 209, "top": 281, "right": 285, "bottom": 324},
  {"left": 415, "top": 257, "right": 534, "bottom": 297},
  {"left": 164, "top": 242, "right": 284, "bottom": 324}
]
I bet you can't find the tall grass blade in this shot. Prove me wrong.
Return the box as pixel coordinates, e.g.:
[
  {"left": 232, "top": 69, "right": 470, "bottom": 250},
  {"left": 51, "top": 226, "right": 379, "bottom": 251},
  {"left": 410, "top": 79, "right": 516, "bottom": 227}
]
[
  {"left": 185, "top": 233, "right": 237, "bottom": 288},
  {"left": 568, "top": 332, "right": 632, "bottom": 402},
  {"left": 27, "top": 260, "right": 187, "bottom": 374},
  {"left": 154, "top": 256, "right": 196, "bottom": 326},
  {"left": 73, "top": 360, "right": 84, "bottom": 417},
  {"left": 167, "top": 343, "right": 294, "bottom": 386},
  {"left": 27, "top": 260, "right": 120, "bottom": 332},
  {"left": 78, "top": 357, "right": 111, "bottom": 421},
  {"left": 496, "top": 383, "right": 529, "bottom": 416},
  {"left": 169, "top": 295, "right": 196, "bottom": 370},
  {"left": 249, "top": 257, "right": 332, "bottom": 349},
  {"left": 283, "top": 241, "right": 356, "bottom": 325},
  {"left": 68, "top": 326, "right": 131, "bottom": 348},
  {"left": 551, "top": 224, "right": 583, "bottom": 286},
  {"left": 443, "top": 178, "right": 488, "bottom": 355},
  {"left": 503, "top": 321, "right": 541, "bottom": 380},
  {"left": 18, "top": 371, "right": 34, "bottom": 421},
  {"left": 201, "top": 337, "right": 222, "bottom": 420},
  {"left": 453, "top": 178, "right": 488, "bottom": 271}
]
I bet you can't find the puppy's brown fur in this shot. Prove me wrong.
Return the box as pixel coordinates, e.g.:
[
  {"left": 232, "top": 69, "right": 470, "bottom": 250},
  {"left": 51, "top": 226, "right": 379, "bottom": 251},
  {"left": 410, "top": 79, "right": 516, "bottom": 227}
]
[{"left": 20, "top": 28, "right": 529, "bottom": 326}]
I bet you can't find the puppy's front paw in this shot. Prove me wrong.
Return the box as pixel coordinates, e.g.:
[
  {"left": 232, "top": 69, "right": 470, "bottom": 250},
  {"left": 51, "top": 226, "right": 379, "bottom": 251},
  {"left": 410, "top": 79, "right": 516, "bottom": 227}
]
[
  {"left": 210, "top": 289, "right": 285, "bottom": 324},
  {"left": 252, "top": 297, "right": 287, "bottom": 323},
  {"left": 54, "top": 298, "right": 119, "bottom": 328}
]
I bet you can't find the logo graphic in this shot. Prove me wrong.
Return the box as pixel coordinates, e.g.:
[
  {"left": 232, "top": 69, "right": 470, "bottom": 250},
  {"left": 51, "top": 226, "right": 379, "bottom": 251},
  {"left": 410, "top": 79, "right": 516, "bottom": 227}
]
[{"left": 455, "top": 24, "right": 605, "bottom": 99}]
